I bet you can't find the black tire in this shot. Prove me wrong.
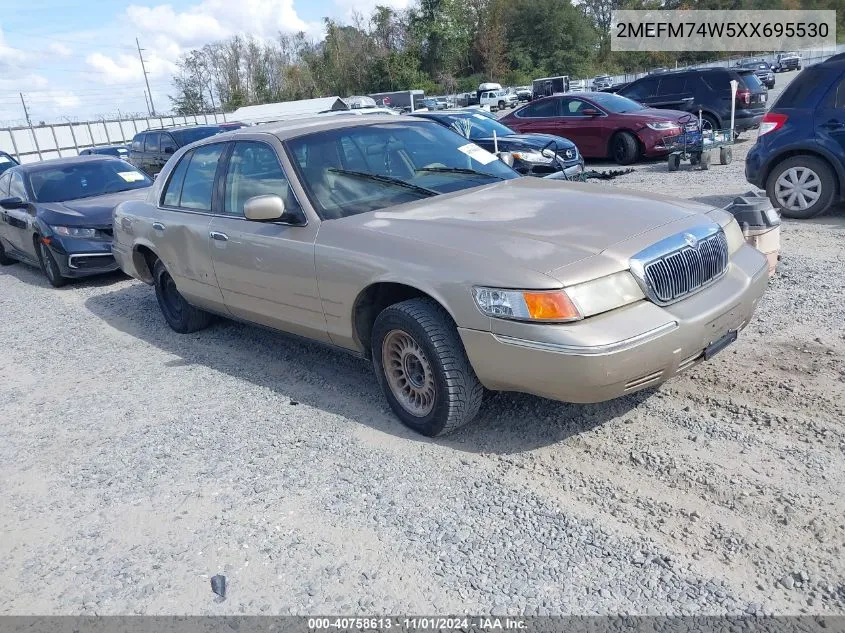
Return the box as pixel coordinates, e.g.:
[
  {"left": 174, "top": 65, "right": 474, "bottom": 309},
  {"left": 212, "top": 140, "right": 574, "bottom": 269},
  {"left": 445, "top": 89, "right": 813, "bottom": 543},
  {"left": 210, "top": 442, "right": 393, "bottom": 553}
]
[
  {"left": 0, "top": 240, "right": 15, "bottom": 266},
  {"left": 610, "top": 131, "right": 639, "bottom": 165},
  {"left": 700, "top": 113, "right": 719, "bottom": 133},
  {"left": 689, "top": 152, "right": 701, "bottom": 166},
  {"left": 498, "top": 101, "right": 505, "bottom": 111},
  {"left": 667, "top": 154, "right": 680, "bottom": 172},
  {"left": 37, "top": 241, "right": 66, "bottom": 288},
  {"left": 371, "top": 298, "right": 483, "bottom": 437},
  {"left": 700, "top": 150, "right": 711, "bottom": 171},
  {"left": 152, "top": 259, "right": 213, "bottom": 333},
  {"left": 766, "top": 155, "right": 836, "bottom": 219},
  {"left": 720, "top": 147, "right": 732, "bottom": 165}
]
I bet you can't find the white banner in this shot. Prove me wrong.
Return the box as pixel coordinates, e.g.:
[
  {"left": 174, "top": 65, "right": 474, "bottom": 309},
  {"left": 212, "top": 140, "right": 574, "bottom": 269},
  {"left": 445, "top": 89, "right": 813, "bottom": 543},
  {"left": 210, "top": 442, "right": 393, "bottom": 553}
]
[{"left": 611, "top": 10, "right": 836, "bottom": 52}]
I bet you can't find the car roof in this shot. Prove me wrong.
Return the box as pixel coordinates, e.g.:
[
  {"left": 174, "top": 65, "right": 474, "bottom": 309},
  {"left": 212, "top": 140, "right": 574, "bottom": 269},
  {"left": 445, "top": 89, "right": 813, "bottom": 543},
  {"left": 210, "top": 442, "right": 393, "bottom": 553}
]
[
  {"left": 139, "top": 124, "right": 220, "bottom": 133},
  {"left": 12, "top": 154, "right": 125, "bottom": 173},
  {"left": 218, "top": 115, "right": 438, "bottom": 142}
]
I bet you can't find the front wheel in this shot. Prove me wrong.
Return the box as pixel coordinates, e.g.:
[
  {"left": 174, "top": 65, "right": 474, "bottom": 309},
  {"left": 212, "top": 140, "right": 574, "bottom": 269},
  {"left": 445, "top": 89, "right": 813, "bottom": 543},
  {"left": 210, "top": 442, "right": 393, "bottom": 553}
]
[
  {"left": 610, "top": 131, "right": 639, "bottom": 165},
  {"left": 152, "top": 259, "right": 213, "bottom": 333},
  {"left": 372, "top": 298, "right": 483, "bottom": 437},
  {"left": 38, "top": 241, "right": 66, "bottom": 287},
  {"left": 0, "top": 240, "right": 16, "bottom": 266},
  {"left": 766, "top": 155, "right": 835, "bottom": 219}
]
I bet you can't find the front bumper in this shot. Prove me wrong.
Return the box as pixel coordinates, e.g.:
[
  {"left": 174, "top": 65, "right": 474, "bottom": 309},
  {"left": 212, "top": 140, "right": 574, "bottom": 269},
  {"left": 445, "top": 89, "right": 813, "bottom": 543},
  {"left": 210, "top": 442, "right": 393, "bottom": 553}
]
[
  {"left": 48, "top": 236, "right": 119, "bottom": 278},
  {"left": 459, "top": 244, "right": 769, "bottom": 403}
]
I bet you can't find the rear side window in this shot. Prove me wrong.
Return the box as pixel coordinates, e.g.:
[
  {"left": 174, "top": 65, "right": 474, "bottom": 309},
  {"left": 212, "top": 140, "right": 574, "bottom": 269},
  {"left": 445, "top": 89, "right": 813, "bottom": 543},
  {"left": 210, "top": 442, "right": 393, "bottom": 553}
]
[
  {"left": 131, "top": 134, "right": 144, "bottom": 152},
  {"left": 144, "top": 133, "right": 161, "bottom": 153},
  {"left": 162, "top": 151, "right": 192, "bottom": 207},
  {"left": 702, "top": 71, "right": 732, "bottom": 91},
  {"left": 774, "top": 67, "right": 828, "bottom": 108},
  {"left": 9, "top": 172, "right": 27, "bottom": 200},
  {"left": 178, "top": 143, "right": 225, "bottom": 211},
  {"left": 658, "top": 76, "right": 687, "bottom": 95}
]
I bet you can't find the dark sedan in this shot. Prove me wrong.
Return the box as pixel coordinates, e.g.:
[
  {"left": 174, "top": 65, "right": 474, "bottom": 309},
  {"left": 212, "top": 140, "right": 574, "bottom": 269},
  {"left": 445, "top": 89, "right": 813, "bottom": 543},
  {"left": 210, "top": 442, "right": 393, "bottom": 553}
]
[
  {"left": 501, "top": 92, "right": 697, "bottom": 165},
  {"left": 738, "top": 60, "right": 775, "bottom": 89},
  {"left": 79, "top": 145, "right": 131, "bottom": 159},
  {"left": 0, "top": 156, "right": 152, "bottom": 287},
  {"left": 411, "top": 110, "right": 584, "bottom": 178}
]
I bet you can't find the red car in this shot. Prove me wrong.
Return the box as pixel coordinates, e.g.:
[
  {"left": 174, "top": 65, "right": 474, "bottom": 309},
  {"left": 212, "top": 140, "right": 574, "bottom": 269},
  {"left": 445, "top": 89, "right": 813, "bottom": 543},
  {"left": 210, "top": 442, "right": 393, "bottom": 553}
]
[{"left": 500, "top": 92, "right": 697, "bottom": 165}]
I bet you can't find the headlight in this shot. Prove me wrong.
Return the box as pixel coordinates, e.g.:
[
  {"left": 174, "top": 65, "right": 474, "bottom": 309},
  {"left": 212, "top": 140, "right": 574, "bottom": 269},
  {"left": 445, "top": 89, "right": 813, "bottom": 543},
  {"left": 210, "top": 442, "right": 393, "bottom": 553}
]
[
  {"left": 473, "top": 272, "right": 647, "bottom": 323},
  {"left": 473, "top": 287, "right": 581, "bottom": 322},
  {"left": 51, "top": 226, "right": 97, "bottom": 238},
  {"left": 565, "top": 271, "right": 645, "bottom": 317},
  {"left": 646, "top": 121, "right": 681, "bottom": 131},
  {"left": 723, "top": 217, "right": 745, "bottom": 255},
  {"left": 510, "top": 150, "right": 555, "bottom": 164}
]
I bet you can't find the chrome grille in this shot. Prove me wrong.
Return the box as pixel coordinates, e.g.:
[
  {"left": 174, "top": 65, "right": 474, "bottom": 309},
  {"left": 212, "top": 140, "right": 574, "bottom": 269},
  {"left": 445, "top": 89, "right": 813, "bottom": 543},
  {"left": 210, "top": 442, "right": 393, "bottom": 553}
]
[{"left": 631, "top": 225, "right": 729, "bottom": 306}]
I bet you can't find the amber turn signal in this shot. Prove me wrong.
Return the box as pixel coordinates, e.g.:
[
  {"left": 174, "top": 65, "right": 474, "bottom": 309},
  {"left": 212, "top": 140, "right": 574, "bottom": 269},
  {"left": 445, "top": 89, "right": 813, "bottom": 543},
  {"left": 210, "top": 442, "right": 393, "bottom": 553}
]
[{"left": 522, "top": 291, "right": 581, "bottom": 321}]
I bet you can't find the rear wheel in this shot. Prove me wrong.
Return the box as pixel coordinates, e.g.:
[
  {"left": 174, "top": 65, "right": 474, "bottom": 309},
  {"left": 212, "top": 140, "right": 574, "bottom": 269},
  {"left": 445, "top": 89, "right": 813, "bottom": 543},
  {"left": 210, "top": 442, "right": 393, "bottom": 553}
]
[
  {"left": 371, "top": 298, "right": 483, "bottom": 437},
  {"left": 610, "top": 131, "right": 639, "bottom": 165},
  {"left": 766, "top": 155, "right": 835, "bottom": 219},
  {"left": 700, "top": 113, "right": 719, "bottom": 133},
  {"left": 38, "top": 241, "right": 66, "bottom": 288},
  {"left": 152, "top": 259, "right": 213, "bottom": 333},
  {"left": 498, "top": 101, "right": 506, "bottom": 111}
]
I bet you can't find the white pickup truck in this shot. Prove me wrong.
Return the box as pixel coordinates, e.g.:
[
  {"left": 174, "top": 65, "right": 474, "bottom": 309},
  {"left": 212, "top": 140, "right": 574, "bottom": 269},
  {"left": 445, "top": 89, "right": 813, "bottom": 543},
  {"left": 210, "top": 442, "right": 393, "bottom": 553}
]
[{"left": 479, "top": 89, "right": 518, "bottom": 111}]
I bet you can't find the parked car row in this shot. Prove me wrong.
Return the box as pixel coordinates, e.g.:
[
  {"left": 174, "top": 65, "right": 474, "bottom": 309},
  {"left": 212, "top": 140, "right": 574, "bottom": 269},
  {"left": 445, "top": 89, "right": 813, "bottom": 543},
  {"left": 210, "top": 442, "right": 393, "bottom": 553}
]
[{"left": 0, "top": 114, "right": 770, "bottom": 438}]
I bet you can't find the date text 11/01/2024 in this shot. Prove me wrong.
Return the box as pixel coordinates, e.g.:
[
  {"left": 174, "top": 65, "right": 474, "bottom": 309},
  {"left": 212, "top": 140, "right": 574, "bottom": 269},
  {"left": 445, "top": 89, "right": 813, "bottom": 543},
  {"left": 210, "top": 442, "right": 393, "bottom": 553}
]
[{"left": 308, "top": 617, "right": 528, "bottom": 630}]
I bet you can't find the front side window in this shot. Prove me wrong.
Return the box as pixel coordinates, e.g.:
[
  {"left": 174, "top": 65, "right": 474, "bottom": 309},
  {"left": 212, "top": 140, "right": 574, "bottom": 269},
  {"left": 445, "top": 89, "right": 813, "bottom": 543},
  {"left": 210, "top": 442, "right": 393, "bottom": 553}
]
[
  {"left": 620, "top": 78, "right": 657, "bottom": 100},
  {"left": 286, "top": 121, "right": 518, "bottom": 220},
  {"left": 559, "top": 98, "right": 592, "bottom": 116},
  {"left": 9, "top": 172, "right": 27, "bottom": 200},
  {"left": 0, "top": 171, "right": 12, "bottom": 197},
  {"left": 170, "top": 127, "right": 222, "bottom": 147},
  {"left": 518, "top": 98, "right": 559, "bottom": 118},
  {"left": 658, "top": 76, "right": 687, "bottom": 95},
  {"left": 131, "top": 135, "right": 144, "bottom": 151},
  {"left": 175, "top": 143, "right": 225, "bottom": 211},
  {"left": 27, "top": 161, "right": 150, "bottom": 203},
  {"left": 223, "top": 142, "right": 301, "bottom": 217}
]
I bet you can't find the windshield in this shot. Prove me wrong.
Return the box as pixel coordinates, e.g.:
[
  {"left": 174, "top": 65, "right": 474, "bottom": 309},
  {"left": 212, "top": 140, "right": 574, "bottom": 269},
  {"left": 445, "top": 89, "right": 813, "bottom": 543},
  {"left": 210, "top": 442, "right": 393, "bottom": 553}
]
[
  {"left": 170, "top": 127, "right": 223, "bottom": 147},
  {"left": 29, "top": 160, "right": 152, "bottom": 202},
  {"left": 287, "top": 121, "right": 518, "bottom": 220},
  {"left": 584, "top": 92, "right": 645, "bottom": 113},
  {"left": 437, "top": 113, "right": 515, "bottom": 141}
]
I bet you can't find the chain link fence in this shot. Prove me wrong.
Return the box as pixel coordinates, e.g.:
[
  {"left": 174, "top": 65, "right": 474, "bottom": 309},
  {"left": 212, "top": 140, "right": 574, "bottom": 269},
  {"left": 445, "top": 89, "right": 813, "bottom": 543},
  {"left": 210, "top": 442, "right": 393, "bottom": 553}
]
[{"left": 0, "top": 112, "right": 226, "bottom": 164}]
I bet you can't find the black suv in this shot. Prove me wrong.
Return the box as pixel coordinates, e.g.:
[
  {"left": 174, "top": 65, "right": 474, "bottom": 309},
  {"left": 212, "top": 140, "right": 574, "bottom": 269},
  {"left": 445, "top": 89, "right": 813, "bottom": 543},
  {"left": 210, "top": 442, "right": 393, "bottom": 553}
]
[
  {"left": 617, "top": 68, "right": 768, "bottom": 133},
  {"left": 737, "top": 60, "right": 775, "bottom": 89},
  {"left": 746, "top": 53, "right": 845, "bottom": 219},
  {"left": 128, "top": 125, "right": 225, "bottom": 176}
]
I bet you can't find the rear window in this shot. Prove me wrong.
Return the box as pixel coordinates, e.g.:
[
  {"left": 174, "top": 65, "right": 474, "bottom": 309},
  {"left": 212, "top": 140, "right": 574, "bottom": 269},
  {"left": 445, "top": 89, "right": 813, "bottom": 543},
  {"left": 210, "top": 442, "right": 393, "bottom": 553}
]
[
  {"left": 739, "top": 71, "right": 764, "bottom": 91},
  {"left": 170, "top": 127, "right": 223, "bottom": 147}
]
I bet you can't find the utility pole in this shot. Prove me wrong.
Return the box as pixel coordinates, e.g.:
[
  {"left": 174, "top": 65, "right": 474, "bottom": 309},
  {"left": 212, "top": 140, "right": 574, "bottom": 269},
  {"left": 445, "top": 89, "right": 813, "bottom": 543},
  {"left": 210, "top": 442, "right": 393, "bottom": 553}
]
[
  {"left": 136, "top": 38, "right": 155, "bottom": 116},
  {"left": 207, "top": 82, "right": 218, "bottom": 122},
  {"left": 143, "top": 91, "right": 152, "bottom": 117},
  {"left": 19, "top": 93, "right": 31, "bottom": 126}
]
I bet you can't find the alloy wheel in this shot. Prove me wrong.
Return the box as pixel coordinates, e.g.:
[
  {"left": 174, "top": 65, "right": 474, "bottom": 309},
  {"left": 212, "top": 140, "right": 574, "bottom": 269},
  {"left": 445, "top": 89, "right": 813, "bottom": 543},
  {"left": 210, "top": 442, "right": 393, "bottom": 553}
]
[
  {"left": 774, "top": 166, "right": 821, "bottom": 212},
  {"left": 382, "top": 329, "right": 436, "bottom": 417}
]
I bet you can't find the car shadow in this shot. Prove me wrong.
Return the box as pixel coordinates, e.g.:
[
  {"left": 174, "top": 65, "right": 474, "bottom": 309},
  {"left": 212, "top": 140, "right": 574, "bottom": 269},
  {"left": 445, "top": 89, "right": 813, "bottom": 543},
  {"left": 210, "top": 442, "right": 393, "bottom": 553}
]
[
  {"left": 84, "top": 283, "right": 648, "bottom": 455},
  {"left": 0, "top": 261, "right": 129, "bottom": 289}
]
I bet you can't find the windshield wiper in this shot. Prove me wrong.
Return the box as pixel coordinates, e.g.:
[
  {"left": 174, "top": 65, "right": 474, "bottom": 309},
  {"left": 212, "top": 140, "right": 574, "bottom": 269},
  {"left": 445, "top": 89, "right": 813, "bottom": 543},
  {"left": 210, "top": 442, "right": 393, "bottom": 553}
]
[
  {"left": 327, "top": 168, "right": 438, "bottom": 197},
  {"left": 415, "top": 167, "right": 504, "bottom": 180}
]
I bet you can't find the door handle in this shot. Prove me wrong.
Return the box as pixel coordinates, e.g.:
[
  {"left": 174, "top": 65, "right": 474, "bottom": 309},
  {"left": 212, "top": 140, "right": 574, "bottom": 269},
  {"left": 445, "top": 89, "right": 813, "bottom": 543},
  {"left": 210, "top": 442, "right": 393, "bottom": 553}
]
[
  {"left": 821, "top": 119, "right": 845, "bottom": 130},
  {"left": 209, "top": 231, "right": 228, "bottom": 241},
  {"left": 152, "top": 222, "right": 166, "bottom": 231}
]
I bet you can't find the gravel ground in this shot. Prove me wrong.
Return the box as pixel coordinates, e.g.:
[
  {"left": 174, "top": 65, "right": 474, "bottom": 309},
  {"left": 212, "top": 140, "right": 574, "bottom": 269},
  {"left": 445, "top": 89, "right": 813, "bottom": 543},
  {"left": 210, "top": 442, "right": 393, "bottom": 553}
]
[{"left": 1, "top": 71, "right": 844, "bottom": 616}]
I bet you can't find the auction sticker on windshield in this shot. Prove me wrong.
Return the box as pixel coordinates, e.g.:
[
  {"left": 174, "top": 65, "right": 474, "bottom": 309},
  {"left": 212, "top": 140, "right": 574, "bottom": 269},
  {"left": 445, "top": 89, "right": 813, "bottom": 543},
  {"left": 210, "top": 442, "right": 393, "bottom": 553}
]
[
  {"left": 457, "top": 143, "right": 497, "bottom": 165},
  {"left": 118, "top": 171, "right": 146, "bottom": 182}
]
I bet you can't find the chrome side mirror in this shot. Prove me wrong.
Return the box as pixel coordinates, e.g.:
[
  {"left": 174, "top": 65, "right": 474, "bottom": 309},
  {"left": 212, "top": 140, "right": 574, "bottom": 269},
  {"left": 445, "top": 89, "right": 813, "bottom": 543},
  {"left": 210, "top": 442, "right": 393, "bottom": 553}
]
[
  {"left": 244, "top": 194, "right": 285, "bottom": 221},
  {"left": 497, "top": 151, "right": 514, "bottom": 167}
]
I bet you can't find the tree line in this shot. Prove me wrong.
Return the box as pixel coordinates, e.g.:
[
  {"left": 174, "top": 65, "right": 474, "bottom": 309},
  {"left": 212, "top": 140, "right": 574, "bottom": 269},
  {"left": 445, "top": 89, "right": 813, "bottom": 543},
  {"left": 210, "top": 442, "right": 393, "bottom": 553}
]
[{"left": 169, "top": 0, "right": 845, "bottom": 115}]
